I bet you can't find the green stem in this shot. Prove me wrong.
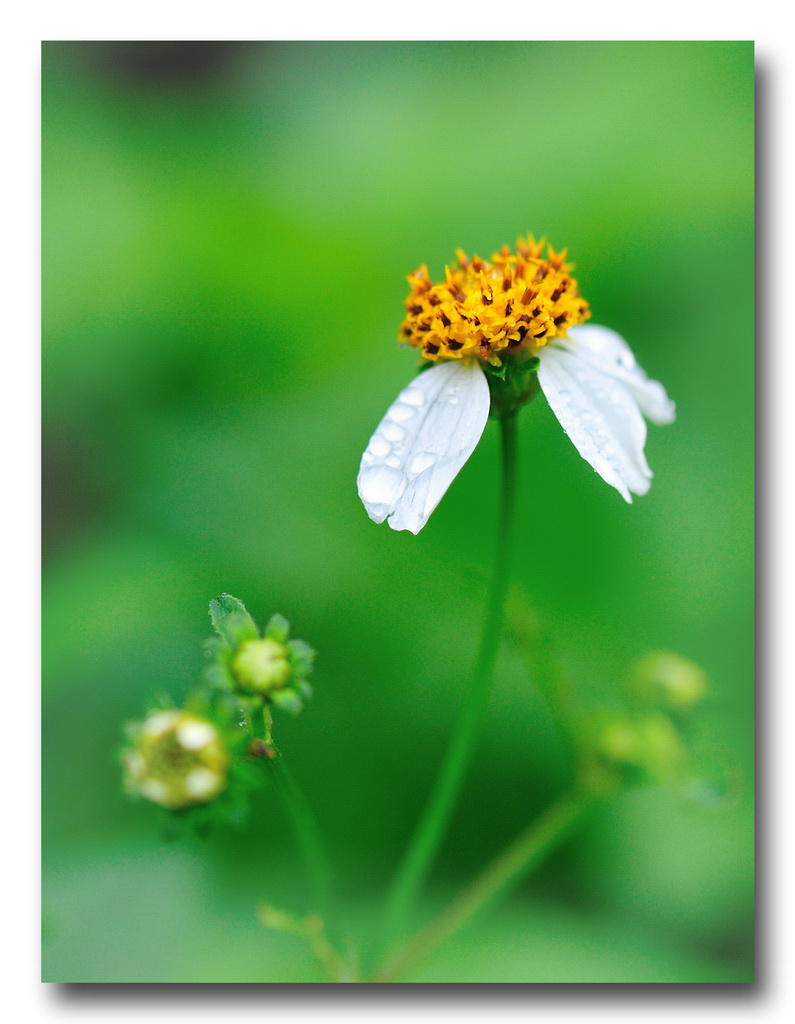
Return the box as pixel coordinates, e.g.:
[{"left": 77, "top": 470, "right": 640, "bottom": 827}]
[
  {"left": 380, "top": 412, "right": 519, "bottom": 949},
  {"left": 374, "top": 788, "right": 594, "bottom": 982},
  {"left": 268, "top": 753, "right": 336, "bottom": 929},
  {"left": 257, "top": 903, "right": 354, "bottom": 983}
]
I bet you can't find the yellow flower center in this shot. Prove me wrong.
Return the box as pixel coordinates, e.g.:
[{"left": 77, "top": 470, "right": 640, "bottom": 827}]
[{"left": 399, "top": 236, "right": 591, "bottom": 365}]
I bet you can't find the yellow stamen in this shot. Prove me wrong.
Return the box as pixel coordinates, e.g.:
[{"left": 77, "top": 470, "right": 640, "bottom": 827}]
[{"left": 399, "top": 236, "right": 591, "bottom": 365}]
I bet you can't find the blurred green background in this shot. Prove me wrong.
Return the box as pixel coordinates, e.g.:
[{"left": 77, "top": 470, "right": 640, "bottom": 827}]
[{"left": 42, "top": 41, "right": 754, "bottom": 983}]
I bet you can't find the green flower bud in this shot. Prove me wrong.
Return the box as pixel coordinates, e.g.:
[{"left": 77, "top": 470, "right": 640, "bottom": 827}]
[
  {"left": 231, "top": 638, "right": 292, "bottom": 694},
  {"left": 632, "top": 712, "right": 687, "bottom": 781},
  {"left": 599, "top": 719, "right": 643, "bottom": 763},
  {"left": 592, "top": 710, "right": 686, "bottom": 787},
  {"left": 205, "top": 594, "right": 315, "bottom": 713},
  {"left": 632, "top": 651, "right": 708, "bottom": 711},
  {"left": 123, "top": 709, "right": 229, "bottom": 810}
]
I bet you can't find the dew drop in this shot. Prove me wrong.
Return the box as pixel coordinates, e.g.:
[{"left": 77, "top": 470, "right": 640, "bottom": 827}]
[
  {"left": 408, "top": 451, "right": 436, "bottom": 475},
  {"left": 389, "top": 402, "right": 416, "bottom": 423},
  {"left": 385, "top": 455, "right": 401, "bottom": 468},
  {"left": 383, "top": 422, "right": 406, "bottom": 443},
  {"left": 402, "top": 388, "right": 426, "bottom": 407},
  {"left": 369, "top": 435, "right": 390, "bottom": 457},
  {"left": 358, "top": 465, "right": 405, "bottom": 504}
]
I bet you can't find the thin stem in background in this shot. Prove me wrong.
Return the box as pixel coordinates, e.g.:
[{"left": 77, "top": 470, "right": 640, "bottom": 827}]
[
  {"left": 379, "top": 411, "right": 520, "bottom": 949},
  {"left": 259, "top": 709, "right": 349, "bottom": 980},
  {"left": 374, "top": 788, "right": 594, "bottom": 982},
  {"left": 268, "top": 754, "right": 336, "bottom": 931}
]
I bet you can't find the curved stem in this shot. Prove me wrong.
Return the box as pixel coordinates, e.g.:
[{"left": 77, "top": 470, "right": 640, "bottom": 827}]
[
  {"left": 380, "top": 412, "right": 519, "bottom": 949},
  {"left": 268, "top": 754, "right": 336, "bottom": 929},
  {"left": 258, "top": 707, "right": 346, "bottom": 979},
  {"left": 374, "top": 788, "right": 594, "bottom": 982}
]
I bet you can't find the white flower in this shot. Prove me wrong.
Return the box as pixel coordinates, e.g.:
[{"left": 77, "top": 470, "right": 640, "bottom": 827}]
[{"left": 357, "top": 324, "right": 675, "bottom": 534}]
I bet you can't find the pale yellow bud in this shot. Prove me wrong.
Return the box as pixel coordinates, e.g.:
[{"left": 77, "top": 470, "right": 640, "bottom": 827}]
[
  {"left": 231, "top": 638, "right": 292, "bottom": 694},
  {"left": 123, "top": 710, "right": 228, "bottom": 810},
  {"left": 633, "top": 652, "right": 708, "bottom": 710}
]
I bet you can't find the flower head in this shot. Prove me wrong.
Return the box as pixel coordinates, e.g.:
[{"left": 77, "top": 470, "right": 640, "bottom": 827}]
[
  {"left": 358, "top": 237, "right": 675, "bottom": 533},
  {"left": 122, "top": 709, "right": 229, "bottom": 810},
  {"left": 400, "top": 238, "right": 590, "bottom": 364}
]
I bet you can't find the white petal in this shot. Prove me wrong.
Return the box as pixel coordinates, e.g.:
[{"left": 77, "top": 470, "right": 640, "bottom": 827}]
[
  {"left": 176, "top": 721, "right": 216, "bottom": 751},
  {"left": 562, "top": 324, "right": 676, "bottom": 426},
  {"left": 357, "top": 360, "right": 490, "bottom": 534},
  {"left": 538, "top": 343, "right": 653, "bottom": 503}
]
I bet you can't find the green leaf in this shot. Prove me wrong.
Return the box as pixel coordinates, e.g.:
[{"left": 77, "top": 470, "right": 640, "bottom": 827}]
[
  {"left": 209, "top": 593, "right": 259, "bottom": 647},
  {"left": 265, "top": 613, "right": 291, "bottom": 643},
  {"left": 201, "top": 660, "right": 233, "bottom": 691},
  {"left": 287, "top": 638, "right": 316, "bottom": 674},
  {"left": 270, "top": 689, "right": 304, "bottom": 716}
]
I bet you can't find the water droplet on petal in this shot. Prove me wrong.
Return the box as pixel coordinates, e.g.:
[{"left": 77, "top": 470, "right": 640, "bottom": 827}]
[
  {"left": 389, "top": 402, "right": 416, "bottom": 423},
  {"left": 370, "top": 436, "right": 390, "bottom": 457},
  {"left": 408, "top": 451, "right": 437, "bottom": 475},
  {"left": 358, "top": 465, "right": 405, "bottom": 504},
  {"left": 402, "top": 388, "right": 425, "bottom": 407},
  {"left": 383, "top": 422, "right": 406, "bottom": 443}
]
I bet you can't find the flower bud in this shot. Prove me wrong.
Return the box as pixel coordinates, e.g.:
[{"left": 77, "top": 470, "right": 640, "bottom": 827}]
[
  {"left": 231, "top": 637, "right": 292, "bottom": 694},
  {"left": 592, "top": 711, "right": 686, "bottom": 787},
  {"left": 631, "top": 651, "right": 708, "bottom": 711},
  {"left": 206, "top": 595, "right": 315, "bottom": 713},
  {"left": 123, "top": 709, "right": 229, "bottom": 810},
  {"left": 632, "top": 713, "right": 687, "bottom": 781}
]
